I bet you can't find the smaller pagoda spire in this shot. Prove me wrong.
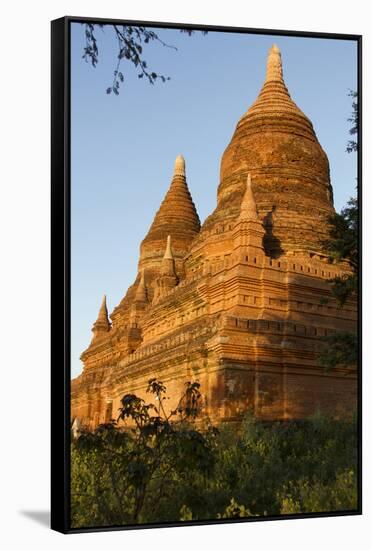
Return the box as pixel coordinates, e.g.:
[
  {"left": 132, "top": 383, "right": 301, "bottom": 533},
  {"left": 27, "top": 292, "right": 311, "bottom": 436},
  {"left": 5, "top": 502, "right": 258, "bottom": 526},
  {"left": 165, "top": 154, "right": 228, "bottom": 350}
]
[
  {"left": 174, "top": 154, "right": 186, "bottom": 177},
  {"left": 265, "top": 44, "right": 284, "bottom": 83},
  {"left": 161, "top": 235, "right": 177, "bottom": 277},
  {"left": 92, "top": 294, "right": 110, "bottom": 336},
  {"left": 164, "top": 235, "right": 174, "bottom": 260},
  {"left": 239, "top": 174, "right": 258, "bottom": 220},
  {"left": 153, "top": 235, "right": 178, "bottom": 302},
  {"left": 134, "top": 269, "right": 148, "bottom": 303},
  {"left": 138, "top": 154, "right": 200, "bottom": 272}
]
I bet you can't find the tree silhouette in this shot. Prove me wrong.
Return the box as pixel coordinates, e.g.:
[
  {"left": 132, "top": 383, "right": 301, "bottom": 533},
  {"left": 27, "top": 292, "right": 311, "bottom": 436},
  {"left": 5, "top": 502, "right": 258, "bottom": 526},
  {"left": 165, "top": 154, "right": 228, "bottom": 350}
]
[
  {"left": 346, "top": 90, "right": 358, "bottom": 153},
  {"left": 72, "top": 378, "right": 216, "bottom": 525},
  {"left": 82, "top": 23, "right": 207, "bottom": 95},
  {"left": 318, "top": 90, "right": 358, "bottom": 371}
]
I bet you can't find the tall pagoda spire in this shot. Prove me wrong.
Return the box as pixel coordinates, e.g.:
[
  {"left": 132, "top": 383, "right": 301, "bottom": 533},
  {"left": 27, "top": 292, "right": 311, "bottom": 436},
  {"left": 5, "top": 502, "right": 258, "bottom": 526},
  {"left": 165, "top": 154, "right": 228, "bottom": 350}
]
[
  {"left": 198, "top": 44, "right": 334, "bottom": 256},
  {"left": 92, "top": 294, "right": 110, "bottom": 338},
  {"left": 139, "top": 155, "right": 200, "bottom": 272},
  {"left": 239, "top": 44, "right": 312, "bottom": 132}
]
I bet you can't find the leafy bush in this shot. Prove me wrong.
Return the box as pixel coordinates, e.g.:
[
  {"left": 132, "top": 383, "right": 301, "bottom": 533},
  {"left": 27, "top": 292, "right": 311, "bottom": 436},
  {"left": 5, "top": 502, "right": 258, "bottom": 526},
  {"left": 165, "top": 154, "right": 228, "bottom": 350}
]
[
  {"left": 280, "top": 470, "right": 357, "bottom": 514},
  {"left": 71, "top": 381, "right": 358, "bottom": 528}
]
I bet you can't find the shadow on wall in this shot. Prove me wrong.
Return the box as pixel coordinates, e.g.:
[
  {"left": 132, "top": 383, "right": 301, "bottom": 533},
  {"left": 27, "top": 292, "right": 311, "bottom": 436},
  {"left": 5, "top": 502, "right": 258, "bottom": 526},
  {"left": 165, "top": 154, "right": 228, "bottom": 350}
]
[{"left": 263, "top": 207, "right": 284, "bottom": 259}]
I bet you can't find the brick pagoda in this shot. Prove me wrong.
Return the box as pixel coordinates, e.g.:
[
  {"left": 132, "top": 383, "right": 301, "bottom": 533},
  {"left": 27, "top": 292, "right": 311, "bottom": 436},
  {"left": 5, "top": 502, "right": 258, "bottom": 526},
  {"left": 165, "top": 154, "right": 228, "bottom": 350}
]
[{"left": 71, "top": 45, "right": 357, "bottom": 427}]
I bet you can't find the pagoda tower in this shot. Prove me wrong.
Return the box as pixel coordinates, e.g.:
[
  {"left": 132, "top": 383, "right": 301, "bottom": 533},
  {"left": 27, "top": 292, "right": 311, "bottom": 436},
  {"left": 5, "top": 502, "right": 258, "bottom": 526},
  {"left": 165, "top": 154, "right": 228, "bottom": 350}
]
[
  {"left": 202, "top": 44, "right": 334, "bottom": 257},
  {"left": 139, "top": 154, "right": 200, "bottom": 279},
  {"left": 71, "top": 45, "right": 357, "bottom": 428}
]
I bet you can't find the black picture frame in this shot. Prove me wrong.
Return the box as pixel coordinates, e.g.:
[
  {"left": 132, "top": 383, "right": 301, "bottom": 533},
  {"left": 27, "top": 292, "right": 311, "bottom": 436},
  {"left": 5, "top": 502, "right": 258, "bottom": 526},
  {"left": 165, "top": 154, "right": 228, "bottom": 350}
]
[{"left": 51, "top": 15, "right": 362, "bottom": 534}]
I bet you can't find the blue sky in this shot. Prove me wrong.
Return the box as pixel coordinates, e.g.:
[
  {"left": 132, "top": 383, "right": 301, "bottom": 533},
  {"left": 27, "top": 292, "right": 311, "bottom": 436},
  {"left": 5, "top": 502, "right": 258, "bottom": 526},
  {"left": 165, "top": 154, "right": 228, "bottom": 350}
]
[{"left": 71, "top": 23, "right": 357, "bottom": 378}]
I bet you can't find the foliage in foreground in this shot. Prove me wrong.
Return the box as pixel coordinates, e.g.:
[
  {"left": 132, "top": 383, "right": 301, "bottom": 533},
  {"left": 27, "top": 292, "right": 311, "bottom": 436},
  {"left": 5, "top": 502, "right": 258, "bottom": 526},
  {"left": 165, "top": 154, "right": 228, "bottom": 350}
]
[
  {"left": 318, "top": 89, "right": 359, "bottom": 371},
  {"left": 71, "top": 380, "right": 358, "bottom": 529},
  {"left": 324, "top": 196, "right": 358, "bottom": 307},
  {"left": 318, "top": 196, "right": 358, "bottom": 371}
]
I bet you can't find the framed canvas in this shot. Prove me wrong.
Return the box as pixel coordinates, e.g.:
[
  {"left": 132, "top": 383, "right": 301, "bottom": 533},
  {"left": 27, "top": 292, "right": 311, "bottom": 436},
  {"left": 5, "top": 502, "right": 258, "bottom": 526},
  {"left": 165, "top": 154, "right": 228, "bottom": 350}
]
[{"left": 51, "top": 16, "right": 362, "bottom": 533}]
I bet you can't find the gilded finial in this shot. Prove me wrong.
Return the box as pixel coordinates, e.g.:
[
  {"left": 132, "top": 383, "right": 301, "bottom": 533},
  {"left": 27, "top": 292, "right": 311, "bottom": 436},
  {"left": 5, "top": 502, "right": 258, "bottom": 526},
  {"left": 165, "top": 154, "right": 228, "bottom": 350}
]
[
  {"left": 174, "top": 155, "right": 186, "bottom": 177},
  {"left": 265, "top": 44, "right": 284, "bottom": 83}
]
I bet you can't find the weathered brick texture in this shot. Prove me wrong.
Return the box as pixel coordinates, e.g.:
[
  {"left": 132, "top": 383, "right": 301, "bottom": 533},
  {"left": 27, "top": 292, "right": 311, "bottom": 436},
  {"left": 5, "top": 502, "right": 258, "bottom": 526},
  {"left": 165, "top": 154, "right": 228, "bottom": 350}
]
[{"left": 71, "top": 46, "right": 357, "bottom": 429}]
